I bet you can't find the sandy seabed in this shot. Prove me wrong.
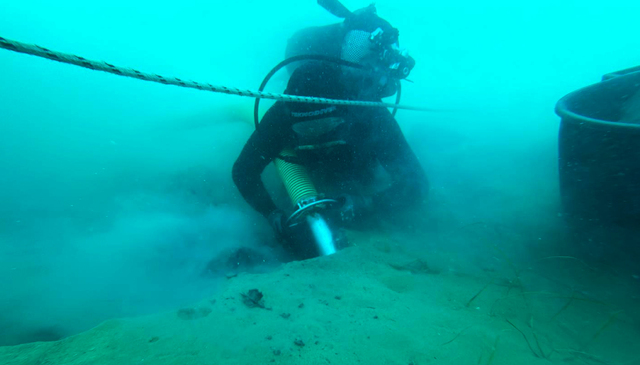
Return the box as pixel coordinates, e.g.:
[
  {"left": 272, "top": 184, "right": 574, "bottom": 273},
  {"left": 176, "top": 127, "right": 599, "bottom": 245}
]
[{"left": 2, "top": 230, "right": 639, "bottom": 365}]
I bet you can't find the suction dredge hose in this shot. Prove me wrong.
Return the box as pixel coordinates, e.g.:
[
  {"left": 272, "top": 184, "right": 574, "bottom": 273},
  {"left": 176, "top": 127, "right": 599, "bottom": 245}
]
[
  {"left": 274, "top": 150, "right": 338, "bottom": 256},
  {"left": 274, "top": 149, "right": 318, "bottom": 205}
]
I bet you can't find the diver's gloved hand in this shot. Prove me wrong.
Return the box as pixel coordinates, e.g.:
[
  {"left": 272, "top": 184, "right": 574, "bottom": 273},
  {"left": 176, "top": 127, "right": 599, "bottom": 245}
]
[
  {"left": 268, "top": 209, "right": 289, "bottom": 241},
  {"left": 336, "top": 194, "right": 373, "bottom": 222}
]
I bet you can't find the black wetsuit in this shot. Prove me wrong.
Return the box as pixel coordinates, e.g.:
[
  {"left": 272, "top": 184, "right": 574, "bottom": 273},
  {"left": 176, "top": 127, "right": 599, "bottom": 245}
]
[{"left": 232, "top": 101, "right": 428, "bottom": 219}]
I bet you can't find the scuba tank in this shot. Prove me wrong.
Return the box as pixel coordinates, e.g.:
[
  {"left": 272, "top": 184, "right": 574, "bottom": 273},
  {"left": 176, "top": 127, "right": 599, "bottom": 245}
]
[
  {"left": 284, "top": 0, "right": 354, "bottom": 74},
  {"left": 284, "top": 23, "right": 345, "bottom": 74},
  {"left": 284, "top": 2, "right": 415, "bottom": 78},
  {"left": 254, "top": 1, "right": 416, "bottom": 128}
]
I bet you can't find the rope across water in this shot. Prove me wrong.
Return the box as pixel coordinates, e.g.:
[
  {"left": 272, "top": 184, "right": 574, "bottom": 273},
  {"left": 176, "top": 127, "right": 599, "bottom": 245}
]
[{"left": 0, "top": 36, "right": 434, "bottom": 112}]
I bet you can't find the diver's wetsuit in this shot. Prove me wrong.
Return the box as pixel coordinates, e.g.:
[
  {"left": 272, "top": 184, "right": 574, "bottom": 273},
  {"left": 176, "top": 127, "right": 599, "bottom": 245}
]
[{"left": 232, "top": 101, "right": 428, "bottom": 219}]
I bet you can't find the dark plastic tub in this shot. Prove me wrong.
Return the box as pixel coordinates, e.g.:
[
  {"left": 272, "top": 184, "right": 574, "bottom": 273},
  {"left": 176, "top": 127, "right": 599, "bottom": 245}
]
[
  {"left": 555, "top": 69, "right": 640, "bottom": 228},
  {"left": 601, "top": 65, "right": 640, "bottom": 81}
]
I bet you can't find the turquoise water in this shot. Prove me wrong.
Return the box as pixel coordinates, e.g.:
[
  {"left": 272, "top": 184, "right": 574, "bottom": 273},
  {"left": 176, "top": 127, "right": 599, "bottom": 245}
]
[{"left": 1, "top": 1, "right": 639, "bottom": 363}]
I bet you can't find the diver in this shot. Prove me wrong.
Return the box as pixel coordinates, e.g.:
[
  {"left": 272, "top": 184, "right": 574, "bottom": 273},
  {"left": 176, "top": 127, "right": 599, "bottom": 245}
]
[
  {"left": 233, "top": 62, "right": 428, "bottom": 257},
  {"left": 232, "top": 1, "right": 427, "bottom": 259}
]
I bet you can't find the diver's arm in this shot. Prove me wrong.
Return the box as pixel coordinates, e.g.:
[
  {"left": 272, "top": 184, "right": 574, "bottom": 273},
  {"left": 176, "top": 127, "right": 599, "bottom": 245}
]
[
  {"left": 371, "top": 109, "right": 429, "bottom": 211},
  {"left": 232, "top": 104, "right": 292, "bottom": 218}
]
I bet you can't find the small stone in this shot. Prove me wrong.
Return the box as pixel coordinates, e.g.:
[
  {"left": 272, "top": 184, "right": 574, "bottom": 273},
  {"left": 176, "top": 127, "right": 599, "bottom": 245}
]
[
  {"left": 280, "top": 313, "right": 291, "bottom": 319},
  {"left": 266, "top": 335, "right": 273, "bottom": 340},
  {"left": 335, "top": 296, "right": 341, "bottom": 300},
  {"left": 273, "top": 349, "right": 281, "bottom": 355},
  {"left": 298, "top": 303, "right": 304, "bottom": 308},
  {"left": 373, "top": 316, "right": 378, "bottom": 319},
  {"left": 294, "top": 339, "right": 305, "bottom": 347},
  {"left": 149, "top": 336, "right": 159, "bottom": 343}
]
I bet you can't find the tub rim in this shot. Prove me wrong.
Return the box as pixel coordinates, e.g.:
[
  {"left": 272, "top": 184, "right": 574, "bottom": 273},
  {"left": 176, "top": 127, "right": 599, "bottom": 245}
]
[{"left": 555, "top": 70, "right": 640, "bottom": 130}]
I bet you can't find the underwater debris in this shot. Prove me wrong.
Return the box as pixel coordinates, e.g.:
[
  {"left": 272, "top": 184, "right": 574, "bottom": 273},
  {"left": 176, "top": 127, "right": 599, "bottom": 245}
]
[
  {"left": 506, "top": 319, "right": 542, "bottom": 358},
  {"left": 441, "top": 325, "right": 473, "bottom": 346},
  {"left": 582, "top": 310, "right": 623, "bottom": 351},
  {"left": 490, "top": 290, "right": 608, "bottom": 317},
  {"left": 465, "top": 278, "right": 495, "bottom": 307},
  {"left": 550, "top": 291, "right": 577, "bottom": 320},
  {"left": 205, "top": 247, "right": 273, "bottom": 278},
  {"left": 557, "top": 349, "right": 608, "bottom": 364},
  {"left": 177, "top": 307, "right": 212, "bottom": 320},
  {"left": 389, "top": 258, "right": 440, "bottom": 275},
  {"left": 241, "top": 289, "right": 271, "bottom": 310},
  {"left": 294, "top": 339, "right": 305, "bottom": 347}
]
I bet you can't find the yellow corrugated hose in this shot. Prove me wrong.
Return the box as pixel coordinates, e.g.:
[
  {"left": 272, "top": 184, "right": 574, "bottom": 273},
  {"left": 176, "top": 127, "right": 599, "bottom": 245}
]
[{"left": 274, "top": 149, "right": 318, "bottom": 205}]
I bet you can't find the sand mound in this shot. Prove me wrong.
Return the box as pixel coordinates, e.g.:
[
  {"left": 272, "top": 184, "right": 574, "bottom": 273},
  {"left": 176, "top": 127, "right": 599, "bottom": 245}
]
[{"left": 2, "top": 232, "right": 638, "bottom": 365}]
